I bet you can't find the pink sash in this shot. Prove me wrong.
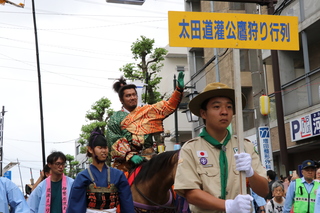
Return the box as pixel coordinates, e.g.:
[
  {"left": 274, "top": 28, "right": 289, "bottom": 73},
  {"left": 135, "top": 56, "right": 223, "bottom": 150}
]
[{"left": 45, "top": 174, "right": 68, "bottom": 213}]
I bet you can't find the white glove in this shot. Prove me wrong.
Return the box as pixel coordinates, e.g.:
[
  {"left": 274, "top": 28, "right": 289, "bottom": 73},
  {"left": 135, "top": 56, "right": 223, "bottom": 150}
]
[
  {"left": 225, "top": 194, "right": 253, "bottom": 213},
  {"left": 234, "top": 153, "right": 254, "bottom": 177}
]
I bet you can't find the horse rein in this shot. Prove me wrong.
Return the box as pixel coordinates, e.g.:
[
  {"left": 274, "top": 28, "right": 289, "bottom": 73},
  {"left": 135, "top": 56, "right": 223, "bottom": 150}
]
[{"left": 134, "top": 183, "right": 177, "bottom": 211}]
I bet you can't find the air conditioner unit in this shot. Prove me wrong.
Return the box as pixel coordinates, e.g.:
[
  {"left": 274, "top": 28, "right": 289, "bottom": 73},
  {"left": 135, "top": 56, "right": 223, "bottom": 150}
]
[{"left": 176, "top": 66, "right": 185, "bottom": 72}]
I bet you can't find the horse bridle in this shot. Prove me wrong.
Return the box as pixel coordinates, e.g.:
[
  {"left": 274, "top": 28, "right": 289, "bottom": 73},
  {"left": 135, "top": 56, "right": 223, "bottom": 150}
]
[{"left": 134, "top": 183, "right": 177, "bottom": 211}]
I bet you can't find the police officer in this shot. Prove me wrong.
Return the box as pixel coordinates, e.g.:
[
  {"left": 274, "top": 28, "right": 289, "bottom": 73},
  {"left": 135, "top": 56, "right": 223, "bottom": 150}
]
[{"left": 283, "top": 159, "right": 319, "bottom": 213}]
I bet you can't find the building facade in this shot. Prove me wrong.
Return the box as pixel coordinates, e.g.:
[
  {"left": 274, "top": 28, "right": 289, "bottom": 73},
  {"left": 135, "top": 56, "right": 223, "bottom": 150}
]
[
  {"left": 183, "top": 0, "right": 320, "bottom": 178},
  {"left": 159, "top": 45, "right": 192, "bottom": 150},
  {"left": 262, "top": 0, "right": 320, "bottom": 176}
]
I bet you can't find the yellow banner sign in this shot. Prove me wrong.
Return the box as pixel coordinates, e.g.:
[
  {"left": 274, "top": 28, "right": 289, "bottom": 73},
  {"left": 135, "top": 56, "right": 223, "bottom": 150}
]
[{"left": 168, "top": 11, "right": 299, "bottom": 50}]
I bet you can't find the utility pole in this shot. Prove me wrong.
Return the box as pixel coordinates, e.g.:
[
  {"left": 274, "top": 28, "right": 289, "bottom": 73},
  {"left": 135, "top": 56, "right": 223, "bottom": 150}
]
[
  {"left": 2, "top": 0, "right": 46, "bottom": 170},
  {"left": 267, "top": 0, "right": 289, "bottom": 175},
  {"left": 31, "top": 0, "right": 46, "bottom": 168},
  {"left": 0, "top": 106, "right": 6, "bottom": 176}
]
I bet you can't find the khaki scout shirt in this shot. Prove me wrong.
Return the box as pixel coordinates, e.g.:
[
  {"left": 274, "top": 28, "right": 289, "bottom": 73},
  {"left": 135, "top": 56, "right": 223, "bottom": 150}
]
[{"left": 174, "top": 136, "right": 267, "bottom": 213}]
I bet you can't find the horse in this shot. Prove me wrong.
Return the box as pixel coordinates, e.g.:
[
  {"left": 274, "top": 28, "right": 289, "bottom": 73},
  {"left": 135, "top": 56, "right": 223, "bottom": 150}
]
[{"left": 128, "top": 150, "right": 180, "bottom": 213}]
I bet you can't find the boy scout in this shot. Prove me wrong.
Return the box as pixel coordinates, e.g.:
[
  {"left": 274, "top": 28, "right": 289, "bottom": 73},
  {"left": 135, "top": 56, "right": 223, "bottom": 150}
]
[{"left": 174, "top": 82, "right": 268, "bottom": 213}]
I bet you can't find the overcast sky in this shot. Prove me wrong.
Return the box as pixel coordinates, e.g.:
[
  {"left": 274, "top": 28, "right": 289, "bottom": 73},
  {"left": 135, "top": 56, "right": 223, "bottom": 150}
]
[{"left": 0, "top": 0, "right": 184, "bottom": 192}]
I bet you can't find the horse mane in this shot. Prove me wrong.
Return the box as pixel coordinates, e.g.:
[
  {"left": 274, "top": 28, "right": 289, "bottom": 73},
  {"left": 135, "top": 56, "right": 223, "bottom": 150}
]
[{"left": 133, "top": 150, "right": 179, "bottom": 184}]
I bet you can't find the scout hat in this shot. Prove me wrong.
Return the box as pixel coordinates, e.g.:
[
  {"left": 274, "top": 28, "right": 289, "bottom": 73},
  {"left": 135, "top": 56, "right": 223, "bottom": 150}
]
[
  {"left": 301, "top": 160, "right": 316, "bottom": 170},
  {"left": 188, "top": 82, "right": 246, "bottom": 117}
]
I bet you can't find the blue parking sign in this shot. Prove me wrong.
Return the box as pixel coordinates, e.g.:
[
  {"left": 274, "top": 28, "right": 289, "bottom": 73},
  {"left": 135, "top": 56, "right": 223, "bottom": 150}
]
[{"left": 3, "top": 171, "right": 12, "bottom": 180}]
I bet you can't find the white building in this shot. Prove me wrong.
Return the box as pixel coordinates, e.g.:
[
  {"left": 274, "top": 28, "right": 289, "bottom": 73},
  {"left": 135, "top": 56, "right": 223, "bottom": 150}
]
[{"left": 159, "top": 45, "right": 193, "bottom": 151}]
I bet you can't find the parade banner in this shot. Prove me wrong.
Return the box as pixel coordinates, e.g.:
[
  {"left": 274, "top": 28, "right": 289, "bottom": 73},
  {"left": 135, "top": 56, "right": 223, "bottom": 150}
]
[{"left": 168, "top": 11, "right": 299, "bottom": 50}]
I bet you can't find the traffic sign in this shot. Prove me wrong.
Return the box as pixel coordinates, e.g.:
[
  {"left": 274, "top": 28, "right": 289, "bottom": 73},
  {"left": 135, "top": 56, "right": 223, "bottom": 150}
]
[{"left": 3, "top": 171, "right": 11, "bottom": 180}]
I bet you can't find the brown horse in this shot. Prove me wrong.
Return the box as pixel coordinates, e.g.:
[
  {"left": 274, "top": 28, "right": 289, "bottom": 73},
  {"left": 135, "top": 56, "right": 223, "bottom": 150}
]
[{"left": 129, "top": 150, "right": 180, "bottom": 213}]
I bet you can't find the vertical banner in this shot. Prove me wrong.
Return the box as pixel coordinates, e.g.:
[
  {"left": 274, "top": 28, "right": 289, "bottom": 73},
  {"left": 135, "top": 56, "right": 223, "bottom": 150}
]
[{"left": 258, "top": 126, "right": 274, "bottom": 170}]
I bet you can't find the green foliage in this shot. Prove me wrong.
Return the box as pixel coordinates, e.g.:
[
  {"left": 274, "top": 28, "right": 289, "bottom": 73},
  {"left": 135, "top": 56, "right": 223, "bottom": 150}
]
[
  {"left": 77, "top": 97, "right": 114, "bottom": 166},
  {"left": 80, "top": 97, "right": 114, "bottom": 146},
  {"left": 64, "top": 154, "right": 80, "bottom": 178},
  {"left": 120, "top": 35, "right": 168, "bottom": 104},
  {"left": 80, "top": 146, "right": 87, "bottom": 155},
  {"left": 120, "top": 63, "right": 143, "bottom": 81}
]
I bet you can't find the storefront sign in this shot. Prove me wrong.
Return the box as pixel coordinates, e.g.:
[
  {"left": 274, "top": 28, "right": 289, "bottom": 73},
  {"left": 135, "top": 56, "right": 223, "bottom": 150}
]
[{"left": 290, "top": 111, "right": 320, "bottom": 142}]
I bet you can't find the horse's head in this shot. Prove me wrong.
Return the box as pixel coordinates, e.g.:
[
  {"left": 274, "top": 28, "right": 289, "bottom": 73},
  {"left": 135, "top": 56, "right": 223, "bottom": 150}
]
[
  {"left": 130, "top": 150, "right": 180, "bottom": 209},
  {"left": 132, "top": 150, "right": 179, "bottom": 185}
]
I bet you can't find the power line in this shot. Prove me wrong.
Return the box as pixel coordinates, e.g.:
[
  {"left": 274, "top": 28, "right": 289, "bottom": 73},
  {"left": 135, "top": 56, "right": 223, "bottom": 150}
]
[
  {"left": 0, "top": 53, "right": 113, "bottom": 87},
  {"left": 0, "top": 11, "right": 168, "bottom": 18},
  {"left": 4, "top": 137, "right": 77, "bottom": 143},
  {"left": 0, "top": 36, "right": 133, "bottom": 58},
  {"left": 0, "top": 77, "right": 109, "bottom": 89},
  {"left": 0, "top": 65, "right": 116, "bottom": 79}
]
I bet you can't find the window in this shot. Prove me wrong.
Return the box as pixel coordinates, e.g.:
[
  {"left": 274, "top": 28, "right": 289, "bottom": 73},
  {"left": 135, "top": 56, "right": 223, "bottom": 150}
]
[
  {"left": 176, "top": 66, "right": 185, "bottom": 72},
  {"left": 229, "top": 2, "right": 245, "bottom": 10},
  {"left": 282, "top": 69, "right": 320, "bottom": 115},
  {"left": 240, "top": 49, "right": 250, "bottom": 72},
  {"left": 76, "top": 145, "right": 80, "bottom": 155},
  {"left": 189, "top": 48, "right": 204, "bottom": 76}
]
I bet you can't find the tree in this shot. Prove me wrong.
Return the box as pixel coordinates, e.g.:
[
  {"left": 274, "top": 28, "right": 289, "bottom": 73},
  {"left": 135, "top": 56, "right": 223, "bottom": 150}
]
[
  {"left": 77, "top": 97, "right": 114, "bottom": 164},
  {"left": 65, "top": 154, "right": 80, "bottom": 178},
  {"left": 78, "top": 97, "right": 114, "bottom": 147},
  {"left": 120, "top": 35, "right": 168, "bottom": 104}
]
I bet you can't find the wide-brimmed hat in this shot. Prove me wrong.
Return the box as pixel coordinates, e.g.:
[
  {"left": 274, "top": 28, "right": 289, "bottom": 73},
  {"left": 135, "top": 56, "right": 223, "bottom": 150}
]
[{"left": 188, "top": 82, "right": 246, "bottom": 117}]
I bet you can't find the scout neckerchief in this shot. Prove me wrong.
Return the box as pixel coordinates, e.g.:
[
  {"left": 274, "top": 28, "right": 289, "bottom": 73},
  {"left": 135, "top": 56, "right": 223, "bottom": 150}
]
[
  {"left": 45, "top": 174, "right": 68, "bottom": 213},
  {"left": 199, "top": 128, "right": 231, "bottom": 200}
]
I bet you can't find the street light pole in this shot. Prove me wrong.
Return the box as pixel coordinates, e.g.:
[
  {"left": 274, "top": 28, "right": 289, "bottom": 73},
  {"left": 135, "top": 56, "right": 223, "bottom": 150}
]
[
  {"left": 173, "top": 74, "right": 179, "bottom": 144},
  {"left": 31, "top": 0, "right": 46, "bottom": 168}
]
